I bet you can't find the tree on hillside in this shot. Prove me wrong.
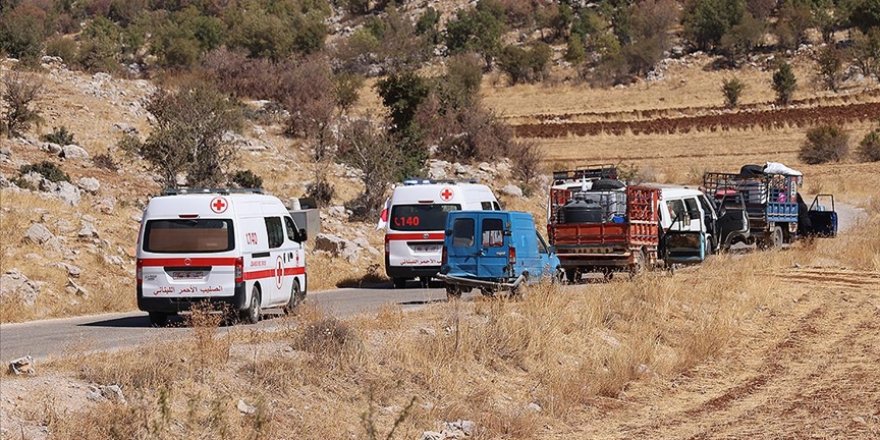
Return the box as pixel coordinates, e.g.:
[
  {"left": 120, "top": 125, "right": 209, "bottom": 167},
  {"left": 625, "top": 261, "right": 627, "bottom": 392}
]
[
  {"left": 683, "top": 0, "right": 746, "bottom": 51},
  {"left": 721, "top": 77, "right": 746, "bottom": 107},
  {"left": 445, "top": 0, "right": 505, "bottom": 68},
  {"left": 0, "top": 2, "right": 49, "bottom": 62},
  {"left": 140, "top": 82, "right": 243, "bottom": 188},
  {"left": 849, "top": 0, "right": 880, "bottom": 32},
  {"left": 772, "top": 62, "right": 798, "bottom": 105},
  {"left": 851, "top": 28, "right": 880, "bottom": 80},
  {"left": 336, "top": 118, "right": 400, "bottom": 220},
  {"left": 376, "top": 71, "right": 431, "bottom": 178},
  {"left": 815, "top": 45, "right": 844, "bottom": 92},
  {"left": 1, "top": 72, "right": 43, "bottom": 139}
]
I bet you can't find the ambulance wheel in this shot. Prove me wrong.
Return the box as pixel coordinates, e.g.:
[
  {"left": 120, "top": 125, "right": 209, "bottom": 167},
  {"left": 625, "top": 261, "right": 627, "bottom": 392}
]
[
  {"left": 240, "top": 287, "right": 261, "bottom": 324},
  {"left": 392, "top": 278, "right": 407, "bottom": 289},
  {"left": 565, "top": 269, "right": 578, "bottom": 284},
  {"left": 419, "top": 276, "right": 431, "bottom": 288},
  {"left": 148, "top": 312, "right": 168, "bottom": 327},
  {"left": 284, "top": 280, "right": 304, "bottom": 314}
]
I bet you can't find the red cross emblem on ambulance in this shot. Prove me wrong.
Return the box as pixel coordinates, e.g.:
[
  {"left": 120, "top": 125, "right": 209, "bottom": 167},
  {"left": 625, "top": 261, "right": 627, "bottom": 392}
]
[
  {"left": 440, "top": 187, "right": 454, "bottom": 202},
  {"left": 210, "top": 196, "right": 228, "bottom": 213}
]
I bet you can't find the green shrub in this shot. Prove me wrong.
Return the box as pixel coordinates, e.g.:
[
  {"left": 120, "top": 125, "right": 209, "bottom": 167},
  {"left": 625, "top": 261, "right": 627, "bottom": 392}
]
[
  {"left": 19, "top": 161, "right": 69, "bottom": 183},
  {"left": 721, "top": 78, "right": 746, "bottom": 108},
  {"left": 849, "top": 0, "right": 880, "bottom": 32},
  {"left": 800, "top": 125, "right": 849, "bottom": 164},
  {"left": 77, "top": 17, "right": 122, "bottom": 72},
  {"left": 851, "top": 28, "right": 880, "bottom": 80},
  {"left": 415, "top": 7, "right": 441, "bottom": 44},
  {"left": 719, "top": 12, "right": 765, "bottom": 64},
  {"left": 775, "top": 0, "right": 814, "bottom": 49},
  {"left": 857, "top": 129, "right": 880, "bottom": 162},
  {"left": 565, "top": 35, "right": 586, "bottom": 64},
  {"left": 772, "top": 62, "right": 797, "bottom": 105},
  {"left": 45, "top": 37, "right": 77, "bottom": 64},
  {"left": 93, "top": 151, "right": 119, "bottom": 171},
  {"left": 41, "top": 126, "right": 75, "bottom": 145},
  {"left": 0, "top": 3, "right": 48, "bottom": 62},
  {"left": 683, "top": 0, "right": 746, "bottom": 50},
  {"left": 333, "top": 73, "right": 364, "bottom": 111},
  {"left": 230, "top": 169, "right": 263, "bottom": 188},
  {"left": 377, "top": 71, "right": 430, "bottom": 135},
  {"left": 498, "top": 43, "right": 551, "bottom": 85},
  {"left": 2, "top": 72, "right": 43, "bottom": 138},
  {"left": 445, "top": 1, "right": 505, "bottom": 67}
]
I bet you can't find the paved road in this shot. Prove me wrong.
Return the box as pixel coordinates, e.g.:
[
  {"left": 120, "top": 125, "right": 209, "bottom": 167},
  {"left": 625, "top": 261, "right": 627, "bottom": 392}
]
[{"left": 0, "top": 285, "right": 459, "bottom": 362}]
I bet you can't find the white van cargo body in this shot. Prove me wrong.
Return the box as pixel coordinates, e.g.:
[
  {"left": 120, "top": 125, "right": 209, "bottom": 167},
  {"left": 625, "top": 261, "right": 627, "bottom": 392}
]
[
  {"left": 137, "top": 190, "right": 307, "bottom": 325},
  {"left": 381, "top": 180, "right": 500, "bottom": 288}
]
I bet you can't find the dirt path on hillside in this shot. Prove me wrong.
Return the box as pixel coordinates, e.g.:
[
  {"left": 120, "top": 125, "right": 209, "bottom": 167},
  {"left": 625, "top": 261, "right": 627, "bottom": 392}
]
[{"left": 547, "top": 265, "right": 880, "bottom": 439}]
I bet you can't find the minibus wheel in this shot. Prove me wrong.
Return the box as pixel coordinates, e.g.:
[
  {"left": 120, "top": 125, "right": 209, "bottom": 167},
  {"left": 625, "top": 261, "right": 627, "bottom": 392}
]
[
  {"left": 393, "top": 278, "right": 407, "bottom": 289},
  {"left": 241, "top": 287, "right": 261, "bottom": 324}
]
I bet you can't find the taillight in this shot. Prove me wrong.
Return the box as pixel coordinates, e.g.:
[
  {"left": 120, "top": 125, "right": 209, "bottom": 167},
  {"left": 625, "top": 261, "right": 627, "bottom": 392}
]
[
  {"left": 234, "top": 257, "right": 244, "bottom": 283},
  {"left": 384, "top": 235, "right": 390, "bottom": 253},
  {"left": 508, "top": 247, "right": 517, "bottom": 265},
  {"left": 136, "top": 259, "right": 143, "bottom": 285},
  {"left": 441, "top": 246, "right": 448, "bottom": 265}
]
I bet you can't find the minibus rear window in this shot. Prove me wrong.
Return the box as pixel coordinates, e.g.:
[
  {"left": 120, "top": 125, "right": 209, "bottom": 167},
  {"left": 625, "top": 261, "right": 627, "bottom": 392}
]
[
  {"left": 390, "top": 204, "right": 461, "bottom": 231},
  {"left": 144, "top": 219, "right": 234, "bottom": 253}
]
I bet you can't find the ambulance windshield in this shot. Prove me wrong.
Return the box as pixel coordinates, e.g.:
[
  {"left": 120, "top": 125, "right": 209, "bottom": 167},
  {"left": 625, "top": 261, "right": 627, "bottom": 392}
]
[
  {"left": 390, "top": 204, "right": 460, "bottom": 231},
  {"left": 144, "top": 219, "right": 234, "bottom": 253}
]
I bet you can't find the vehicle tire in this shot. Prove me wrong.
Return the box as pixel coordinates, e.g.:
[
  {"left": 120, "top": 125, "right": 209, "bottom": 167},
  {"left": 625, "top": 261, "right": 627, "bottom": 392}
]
[
  {"left": 552, "top": 267, "right": 565, "bottom": 284},
  {"left": 565, "top": 269, "right": 578, "bottom": 284},
  {"left": 446, "top": 285, "right": 461, "bottom": 301},
  {"left": 149, "top": 312, "right": 168, "bottom": 327},
  {"left": 392, "top": 278, "right": 407, "bottom": 289},
  {"left": 630, "top": 249, "right": 646, "bottom": 276},
  {"left": 284, "top": 280, "right": 304, "bottom": 314},
  {"left": 480, "top": 288, "right": 495, "bottom": 297},
  {"left": 419, "top": 276, "right": 430, "bottom": 288},
  {"left": 240, "top": 286, "right": 261, "bottom": 324},
  {"left": 770, "top": 226, "right": 784, "bottom": 249},
  {"left": 705, "top": 235, "right": 715, "bottom": 257}
]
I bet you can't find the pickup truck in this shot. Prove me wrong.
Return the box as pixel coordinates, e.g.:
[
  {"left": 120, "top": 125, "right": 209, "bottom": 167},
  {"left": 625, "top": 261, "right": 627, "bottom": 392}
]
[{"left": 547, "top": 166, "right": 661, "bottom": 281}]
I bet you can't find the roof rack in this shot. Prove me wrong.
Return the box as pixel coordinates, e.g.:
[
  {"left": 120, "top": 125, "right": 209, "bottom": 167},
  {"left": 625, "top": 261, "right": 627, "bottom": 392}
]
[
  {"left": 161, "top": 187, "right": 264, "bottom": 196},
  {"left": 552, "top": 165, "right": 618, "bottom": 182},
  {"left": 401, "top": 178, "right": 479, "bottom": 185}
]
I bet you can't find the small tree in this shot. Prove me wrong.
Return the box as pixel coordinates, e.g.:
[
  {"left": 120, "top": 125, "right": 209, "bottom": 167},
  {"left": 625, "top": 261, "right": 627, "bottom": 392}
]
[
  {"left": 721, "top": 78, "right": 746, "bottom": 108},
  {"left": 565, "top": 35, "right": 586, "bottom": 64},
  {"left": 510, "top": 141, "right": 544, "bottom": 193},
  {"left": 772, "top": 62, "right": 797, "bottom": 105},
  {"left": 230, "top": 170, "right": 263, "bottom": 188},
  {"left": 851, "top": 28, "right": 880, "bottom": 80},
  {"left": 141, "top": 82, "right": 243, "bottom": 188},
  {"left": 800, "top": 125, "right": 849, "bottom": 164},
  {"left": 336, "top": 118, "right": 400, "bottom": 220},
  {"left": 815, "top": 46, "right": 844, "bottom": 92},
  {"left": 333, "top": 73, "right": 364, "bottom": 111},
  {"left": 1, "top": 72, "right": 43, "bottom": 138},
  {"left": 0, "top": 3, "right": 48, "bottom": 62},
  {"left": 41, "top": 126, "right": 75, "bottom": 145},
  {"left": 498, "top": 43, "right": 551, "bottom": 84},
  {"left": 857, "top": 129, "right": 880, "bottom": 162}
]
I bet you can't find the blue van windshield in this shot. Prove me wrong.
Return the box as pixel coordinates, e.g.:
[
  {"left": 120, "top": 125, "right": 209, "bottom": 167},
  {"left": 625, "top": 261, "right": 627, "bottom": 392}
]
[{"left": 390, "top": 204, "right": 460, "bottom": 231}]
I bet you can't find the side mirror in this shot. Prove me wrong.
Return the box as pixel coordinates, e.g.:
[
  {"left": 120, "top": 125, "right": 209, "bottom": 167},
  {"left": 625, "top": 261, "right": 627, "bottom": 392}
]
[{"left": 296, "top": 228, "right": 308, "bottom": 242}]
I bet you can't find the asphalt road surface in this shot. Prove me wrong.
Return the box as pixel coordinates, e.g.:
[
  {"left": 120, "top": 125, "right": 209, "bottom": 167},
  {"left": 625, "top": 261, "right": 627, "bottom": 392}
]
[
  {"left": 0, "top": 285, "right": 460, "bottom": 362},
  {"left": 0, "top": 202, "right": 865, "bottom": 363}
]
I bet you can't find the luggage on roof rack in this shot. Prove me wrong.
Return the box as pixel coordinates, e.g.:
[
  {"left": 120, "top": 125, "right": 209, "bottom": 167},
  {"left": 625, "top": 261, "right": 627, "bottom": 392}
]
[{"left": 552, "top": 165, "right": 618, "bottom": 182}]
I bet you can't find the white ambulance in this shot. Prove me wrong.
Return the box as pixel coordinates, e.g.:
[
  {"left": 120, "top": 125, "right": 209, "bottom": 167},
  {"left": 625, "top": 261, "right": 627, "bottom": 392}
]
[
  {"left": 379, "top": 180, "right": 501, "bottom": 288},
  {"left": 137, "top": 189, "right": 307, "bottom": 326}
]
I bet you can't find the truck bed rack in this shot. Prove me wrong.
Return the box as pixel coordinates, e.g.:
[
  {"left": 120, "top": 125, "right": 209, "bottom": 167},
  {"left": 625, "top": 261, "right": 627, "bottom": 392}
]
[{"left": 552, "top": 165, "right": 618, "bottom": 183}]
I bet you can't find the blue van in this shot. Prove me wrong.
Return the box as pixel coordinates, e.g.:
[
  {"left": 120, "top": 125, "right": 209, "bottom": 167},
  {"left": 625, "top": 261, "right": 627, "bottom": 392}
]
[{"left": 438, "top": 211, "right": 562, "bottom": 297}]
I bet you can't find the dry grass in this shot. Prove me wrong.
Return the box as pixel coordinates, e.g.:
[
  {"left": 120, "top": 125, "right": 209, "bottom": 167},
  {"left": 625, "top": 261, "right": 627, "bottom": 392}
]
[{"left": 29, "top": 242, "right": 824, "bottom": 439}]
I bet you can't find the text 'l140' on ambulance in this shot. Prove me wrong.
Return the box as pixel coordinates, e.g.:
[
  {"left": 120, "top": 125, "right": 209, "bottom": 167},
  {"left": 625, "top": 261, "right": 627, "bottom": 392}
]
[
  {"left": 377, "top": 180, "right": 501, "bottom": 289},
  {"left": 136, "top": 189, "right": 308, "bottom": 326}
]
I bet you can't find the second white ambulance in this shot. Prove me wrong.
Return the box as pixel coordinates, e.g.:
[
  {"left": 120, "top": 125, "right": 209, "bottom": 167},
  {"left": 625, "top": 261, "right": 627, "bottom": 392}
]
[
  {"left": 137, "top": 189, "right": 307, "bottom": 325},
  {"left": 379, "top": 180, "right": 501, "bottom": 288}
]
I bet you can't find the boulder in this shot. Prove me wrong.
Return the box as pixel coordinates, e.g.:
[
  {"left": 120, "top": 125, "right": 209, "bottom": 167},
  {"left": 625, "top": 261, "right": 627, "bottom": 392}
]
[
  {"left": 0, "top": 270, "right": 40, "bottom": 306},
  {"left": 87, "top": 384, "right": 126, "bottom": 403},
  {"left": 237, "top": 399, "right": 256, "bottom": 415},
  {"left": 112, "top": 122, "right": 138, "bottom": 137},
  {"left": 56, "top": 262, "right": 82, "bottom": 278},
  {"left": 8, "top": 356, "right": 35, "bottom": 375},
  {"left": 60, "top": 144, "right": 89, "bottom": 160},
  {"left": 96, "top": 196, "right": 115, "bottom": 214},
  {"left": 66, "top": 279, "right": 88, "bottom": 296},
  {"left": 41, "top": 142, "right": 62, "bottom": 155},
  {"left": 24, "top": 223, "right": 55, "bottom": 244},
  {"left": 0, "top": 146, "right": 11, "bottom": 157},
  {"left": 499, "top": 184, "right": 523, "bottom": 197},
  {"left": 78, "top": 222, "right": 98, "bottom": 239},
  {"left": 314, "top": 233, "right": 361, "bottom": 262},
  {"left": 55, "top": 182, "right": 81, "bottom": 205},
  {"left": 77, "top": 177, "right": 100, "bottom": 194},
  {"left": 17, "top": 171, "right": 43, "bottom": 190}
]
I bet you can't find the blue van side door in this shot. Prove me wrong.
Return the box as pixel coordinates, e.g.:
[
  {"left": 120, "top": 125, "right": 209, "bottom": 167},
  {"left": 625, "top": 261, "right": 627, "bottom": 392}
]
[{"left": 448, "top": 215, "right": 479, "bottom": 276}]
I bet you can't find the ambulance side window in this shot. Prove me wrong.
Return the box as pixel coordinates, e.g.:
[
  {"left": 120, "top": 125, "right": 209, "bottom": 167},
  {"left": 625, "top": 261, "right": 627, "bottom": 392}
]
[
  {"left": 284, "top": 216, "right": 297, "bottom": 241},
  {"left": 265, "top": 217, "right": 284, "bottom": 248},
  {"left": 493, "top": 201, "right": 501, "bottom": 211},
  {"left": 481, "top": 202, "right": 493, "bottom": 211}
]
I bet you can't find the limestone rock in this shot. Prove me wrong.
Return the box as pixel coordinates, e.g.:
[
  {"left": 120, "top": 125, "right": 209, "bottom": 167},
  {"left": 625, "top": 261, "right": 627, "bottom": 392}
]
[
  {"left": 500, "top": 184, "right": 523, "bottom": 197},
  {"left": 77, "top": 177, "right": 100, "bottom": 194},
  {"left": 60, "top": 144, "right": 89, "bottom": 160},
  {"left": 0, "top": 271, "right": 40, "bottom": 306},
  {"left": 8, "top": 356, "right": 35, "bottom": 375}
]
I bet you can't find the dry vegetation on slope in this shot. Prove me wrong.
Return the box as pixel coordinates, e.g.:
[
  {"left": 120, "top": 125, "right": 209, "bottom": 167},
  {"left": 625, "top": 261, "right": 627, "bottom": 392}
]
[{"left": 1, "top": 201, "right": 877, "bottom": 439}]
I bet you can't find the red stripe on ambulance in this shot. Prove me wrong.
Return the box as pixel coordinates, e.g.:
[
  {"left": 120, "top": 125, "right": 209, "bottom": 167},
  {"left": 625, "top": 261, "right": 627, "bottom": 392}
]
[
  {"left": 385, "top": 233, "right": 445, "bottom": 241},
  {"left": 140, "top": 257, "right": 239, "bottom": 267},
  {"left": 243, "top": 266, "right": 305, "bottom": 280}
]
